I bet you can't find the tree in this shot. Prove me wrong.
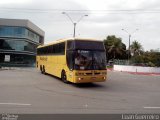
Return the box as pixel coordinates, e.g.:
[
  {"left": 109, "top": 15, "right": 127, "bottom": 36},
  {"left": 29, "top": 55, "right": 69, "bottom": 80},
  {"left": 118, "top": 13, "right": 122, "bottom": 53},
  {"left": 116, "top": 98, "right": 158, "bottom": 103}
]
[
  {"left": 104, "top": 35, "right": 127, "bottom": 61},
  {"left": 130, "top": 40, "right": 143, "bottom": 56},
  {"left": 131, "top": 49, "right": 160, "bottom": 67},
  {"left": 144, "top": 50, "right": 160, "bottom": 67}
]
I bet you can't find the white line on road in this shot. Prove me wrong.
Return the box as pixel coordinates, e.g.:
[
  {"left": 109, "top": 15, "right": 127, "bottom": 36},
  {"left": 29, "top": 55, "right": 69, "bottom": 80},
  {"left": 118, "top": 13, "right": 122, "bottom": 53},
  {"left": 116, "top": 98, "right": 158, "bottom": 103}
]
[
  {"left": 144, "top": 107, "right": 160, "bottom": 109},
  {"left": 0, "top": 103, "right": 31, "bottom": 106}
]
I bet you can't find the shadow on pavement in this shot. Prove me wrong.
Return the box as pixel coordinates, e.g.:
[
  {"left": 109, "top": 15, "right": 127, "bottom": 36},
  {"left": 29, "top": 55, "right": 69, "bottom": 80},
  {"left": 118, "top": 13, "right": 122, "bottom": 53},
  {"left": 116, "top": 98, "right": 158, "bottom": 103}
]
[{"left": 72, "top": 83, "right": 106, "bottom": 89}]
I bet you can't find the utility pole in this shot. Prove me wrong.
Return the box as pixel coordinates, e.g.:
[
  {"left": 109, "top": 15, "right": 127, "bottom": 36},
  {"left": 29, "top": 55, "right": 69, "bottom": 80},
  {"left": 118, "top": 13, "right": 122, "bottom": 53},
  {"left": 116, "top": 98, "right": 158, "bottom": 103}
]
[
  {"left": 122, "top": 29, "right": 138, "bottom": 64},
  {"left": 62, "top": 12, "right": 88, "bottom": 38}
]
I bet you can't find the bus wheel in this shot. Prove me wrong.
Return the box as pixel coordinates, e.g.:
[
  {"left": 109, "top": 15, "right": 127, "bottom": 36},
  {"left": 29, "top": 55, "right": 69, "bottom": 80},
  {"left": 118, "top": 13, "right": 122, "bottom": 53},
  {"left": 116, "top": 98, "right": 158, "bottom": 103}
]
[
  {"left": 40, "top": 65, "right": 43, "bottom": 74},
  {"left": 43, "top": 66, "right": 46, "bottom": 74},
  {"left": 36, "top": 62, "right": 38, "bottom": 68},
  {"left": 61, "top": 71, "right": 69, "bottom": 83}
]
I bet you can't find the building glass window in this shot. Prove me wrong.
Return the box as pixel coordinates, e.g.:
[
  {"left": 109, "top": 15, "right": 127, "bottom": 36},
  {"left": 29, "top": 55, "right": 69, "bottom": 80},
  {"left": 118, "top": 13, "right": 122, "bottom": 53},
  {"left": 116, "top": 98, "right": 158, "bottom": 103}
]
[
  {"left": 26, "top": 29, "right": 39, "bottom": 43},
  {"left": 0, "top": 39, "right": 37, "bottom": 52},
  {"left": 0, "top": 26, "right": 41, "bottom": 43},
  {"left": 0, "top": 26, "right": 25, "bottom": 38}
]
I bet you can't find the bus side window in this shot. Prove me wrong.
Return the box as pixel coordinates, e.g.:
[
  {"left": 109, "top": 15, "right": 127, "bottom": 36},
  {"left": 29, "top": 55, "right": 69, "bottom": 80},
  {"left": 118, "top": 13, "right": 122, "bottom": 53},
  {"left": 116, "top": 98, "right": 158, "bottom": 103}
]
[
  {"left": 54, "top": 44, "right": 59, "bottom": 54},
  {"left": 59, "top": 42, "right": 65, "bottom": 55}
]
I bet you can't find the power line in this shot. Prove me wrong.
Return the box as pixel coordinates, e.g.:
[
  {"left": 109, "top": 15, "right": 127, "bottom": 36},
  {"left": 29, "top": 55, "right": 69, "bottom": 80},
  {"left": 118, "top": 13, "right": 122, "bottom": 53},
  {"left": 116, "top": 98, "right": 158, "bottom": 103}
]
[
  {"left": 1, "top": 7, "right": 160, "bottom": 11},
  {"left": 1, "top": 7, "right": 160, "bottom": 14}
]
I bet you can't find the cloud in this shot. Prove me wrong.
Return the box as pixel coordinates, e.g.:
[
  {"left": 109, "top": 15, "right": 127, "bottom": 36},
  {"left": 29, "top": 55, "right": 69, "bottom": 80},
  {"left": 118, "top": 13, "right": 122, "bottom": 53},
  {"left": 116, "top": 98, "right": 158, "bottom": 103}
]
[
  {"left": 0, "top": 0, "right": 32, "bottom": 4},
  {"left": 0, "top": 0, "right": 160, "bottom": 50}
]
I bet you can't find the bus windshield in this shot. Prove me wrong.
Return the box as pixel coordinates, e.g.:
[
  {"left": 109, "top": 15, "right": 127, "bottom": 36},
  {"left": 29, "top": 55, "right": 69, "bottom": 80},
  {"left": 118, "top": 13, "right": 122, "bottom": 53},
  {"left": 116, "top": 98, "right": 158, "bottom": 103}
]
[{"left": 67, "top": 50, "right": 106, "bottom": 70}]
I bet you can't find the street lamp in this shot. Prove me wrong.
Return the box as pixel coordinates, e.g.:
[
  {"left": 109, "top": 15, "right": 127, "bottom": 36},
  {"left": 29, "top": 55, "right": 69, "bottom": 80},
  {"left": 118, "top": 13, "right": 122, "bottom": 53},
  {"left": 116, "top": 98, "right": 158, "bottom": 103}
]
[
  {"left": 122, "top": 28, "right": 138, "bottom": 64},
  {"left": 62, "top": 12, "right": 88, "bottom": 38}
]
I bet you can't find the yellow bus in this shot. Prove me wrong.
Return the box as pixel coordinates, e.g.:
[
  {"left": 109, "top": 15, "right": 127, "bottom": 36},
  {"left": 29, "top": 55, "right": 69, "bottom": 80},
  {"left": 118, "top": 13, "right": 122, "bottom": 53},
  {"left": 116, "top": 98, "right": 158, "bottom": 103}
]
[{"left": 36, "top": 38, "right": 107, "bottom": 83}]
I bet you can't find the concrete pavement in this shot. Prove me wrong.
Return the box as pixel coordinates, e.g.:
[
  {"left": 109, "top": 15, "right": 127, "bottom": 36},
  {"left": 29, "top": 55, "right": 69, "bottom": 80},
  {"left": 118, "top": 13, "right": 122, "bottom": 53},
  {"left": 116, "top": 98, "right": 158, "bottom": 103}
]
[{"left": 0, "top": 68, "right": 160, "bottom": 114}]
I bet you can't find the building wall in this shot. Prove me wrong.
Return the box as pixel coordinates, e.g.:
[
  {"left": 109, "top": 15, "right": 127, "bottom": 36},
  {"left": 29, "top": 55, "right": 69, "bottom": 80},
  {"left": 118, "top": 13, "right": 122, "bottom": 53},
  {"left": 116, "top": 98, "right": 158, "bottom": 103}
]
[{"left": 0, "top": 18, "right": 44, "bottom": 67}]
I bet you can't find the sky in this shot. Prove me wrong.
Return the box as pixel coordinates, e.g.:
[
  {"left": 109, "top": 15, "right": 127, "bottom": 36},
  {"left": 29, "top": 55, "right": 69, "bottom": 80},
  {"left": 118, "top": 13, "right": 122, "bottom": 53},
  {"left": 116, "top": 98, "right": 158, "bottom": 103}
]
[{"left": 0, "top": 0, "right": 160, "bottom": 51}]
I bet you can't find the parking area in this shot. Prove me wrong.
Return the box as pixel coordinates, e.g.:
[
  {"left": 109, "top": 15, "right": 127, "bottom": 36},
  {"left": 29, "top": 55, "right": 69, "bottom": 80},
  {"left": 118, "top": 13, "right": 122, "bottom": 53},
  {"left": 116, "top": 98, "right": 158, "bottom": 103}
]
[{"left": 0, "top": 68, "right": 160, "bottom": 113}]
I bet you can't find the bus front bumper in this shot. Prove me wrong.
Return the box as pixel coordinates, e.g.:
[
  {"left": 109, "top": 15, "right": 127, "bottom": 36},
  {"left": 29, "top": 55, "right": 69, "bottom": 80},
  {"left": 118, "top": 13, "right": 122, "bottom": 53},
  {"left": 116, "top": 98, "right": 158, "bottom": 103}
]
[{"left": 74, "top": 75, "right": 107, "bottom": 83}]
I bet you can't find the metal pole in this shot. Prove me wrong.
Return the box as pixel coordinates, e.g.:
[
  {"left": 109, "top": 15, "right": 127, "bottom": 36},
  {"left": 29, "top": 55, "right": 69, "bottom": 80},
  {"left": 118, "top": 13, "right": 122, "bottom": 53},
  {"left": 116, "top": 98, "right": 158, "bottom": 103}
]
[
  {"left": 73, "top": 23, "right": 76, "bottom": 38},
  {"left": 62, "top": 12, "right": 88, "bottom": 38},
  {"left": 121, "top": 29, "right": 138, "bottom": 65},
  {"left": 128, "top": 34, "right": 131, "bottom": 64}
]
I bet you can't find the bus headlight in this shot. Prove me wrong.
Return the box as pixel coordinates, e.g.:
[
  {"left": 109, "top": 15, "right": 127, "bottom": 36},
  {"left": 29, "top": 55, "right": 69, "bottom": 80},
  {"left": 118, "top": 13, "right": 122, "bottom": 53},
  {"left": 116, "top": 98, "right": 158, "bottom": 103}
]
[{"left": 78, "top": 77, "right": 84, "bottom": 80}]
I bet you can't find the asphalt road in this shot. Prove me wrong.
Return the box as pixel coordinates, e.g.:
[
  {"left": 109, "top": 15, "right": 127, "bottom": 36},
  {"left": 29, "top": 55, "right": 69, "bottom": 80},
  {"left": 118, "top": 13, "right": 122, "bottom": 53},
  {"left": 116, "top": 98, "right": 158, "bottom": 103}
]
[{"left": 0, "top": 68, "right": 160, "bottom": 114}]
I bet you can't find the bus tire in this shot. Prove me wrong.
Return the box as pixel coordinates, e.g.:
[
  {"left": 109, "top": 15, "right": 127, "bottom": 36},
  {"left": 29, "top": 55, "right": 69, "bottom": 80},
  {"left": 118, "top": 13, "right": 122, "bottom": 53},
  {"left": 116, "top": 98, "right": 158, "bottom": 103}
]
[
  {"left": 36, "top": 62, "right": 38, "bottom": 68},
  {"left": 61, "top": 71, "right": 69, "bottom": 83},
  {"left": 40, "top": 65, "right": 43, "bottom": 74},
  {"left": 43, "top": 66, "right": 46, "bottom": 74}
]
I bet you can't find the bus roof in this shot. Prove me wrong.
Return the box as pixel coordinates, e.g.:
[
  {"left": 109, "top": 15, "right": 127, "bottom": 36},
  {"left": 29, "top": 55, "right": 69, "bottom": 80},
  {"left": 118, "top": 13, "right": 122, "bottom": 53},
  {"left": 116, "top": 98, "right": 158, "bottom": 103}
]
[{"left": 37, "top": 38, "right": 103, "bottom": 48}]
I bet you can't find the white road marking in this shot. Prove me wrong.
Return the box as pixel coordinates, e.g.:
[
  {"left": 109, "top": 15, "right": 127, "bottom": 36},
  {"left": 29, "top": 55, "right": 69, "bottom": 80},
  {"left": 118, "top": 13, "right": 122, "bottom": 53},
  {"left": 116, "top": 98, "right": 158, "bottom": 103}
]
[
  {"left": 0, "top": 103, "right": 31, "bottom": 106},
  {"left": 144, "top": 107, "right": 160, "bottom": 109}
]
